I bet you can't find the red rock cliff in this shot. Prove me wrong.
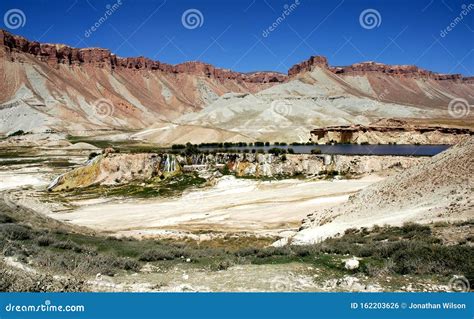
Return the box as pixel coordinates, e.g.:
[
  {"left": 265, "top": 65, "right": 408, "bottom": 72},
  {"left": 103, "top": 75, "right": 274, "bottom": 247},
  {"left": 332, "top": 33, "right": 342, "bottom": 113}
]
[
  {"left": 0, "top": 29, "right": 286, "bottom": 84},
  {"left": 1, "top": 29, "right": 471, "bottom": 83},
  {"left": 287, "top": 55, "right": 470, "bottom": 82}
]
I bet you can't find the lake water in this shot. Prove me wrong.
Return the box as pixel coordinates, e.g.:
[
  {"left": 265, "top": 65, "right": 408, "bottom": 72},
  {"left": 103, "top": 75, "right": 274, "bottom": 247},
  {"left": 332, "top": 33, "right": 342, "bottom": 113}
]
[{"left": 199, "top": 144, "right": 451, "bottom": 156}]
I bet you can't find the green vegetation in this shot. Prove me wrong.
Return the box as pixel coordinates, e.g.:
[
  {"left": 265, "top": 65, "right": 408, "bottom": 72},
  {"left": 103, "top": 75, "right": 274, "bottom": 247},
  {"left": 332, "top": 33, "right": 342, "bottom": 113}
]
[
  {"left": 50, "top": 173, "right": 207, "bottom": 200},
  {"left": 268, "top": 147, "right": 287, "bottom": 155},
  {"left": 7, "top": 130, "right": 27, "bottom": 137},
  {"left": 2, "top": 193, "right": 472, "bottom": 292}
]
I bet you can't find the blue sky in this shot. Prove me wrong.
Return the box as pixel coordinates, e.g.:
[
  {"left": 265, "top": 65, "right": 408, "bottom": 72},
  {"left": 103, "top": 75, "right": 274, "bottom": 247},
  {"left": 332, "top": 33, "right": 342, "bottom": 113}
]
[{"left": 1, "top": 0, "right": 473, "bottom": 75}]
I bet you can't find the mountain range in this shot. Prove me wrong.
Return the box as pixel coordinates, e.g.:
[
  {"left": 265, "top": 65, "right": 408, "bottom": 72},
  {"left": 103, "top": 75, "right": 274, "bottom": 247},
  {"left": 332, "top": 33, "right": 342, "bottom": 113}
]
[{"left": 1, "top": 29, "right": 473, "bottom": 143}]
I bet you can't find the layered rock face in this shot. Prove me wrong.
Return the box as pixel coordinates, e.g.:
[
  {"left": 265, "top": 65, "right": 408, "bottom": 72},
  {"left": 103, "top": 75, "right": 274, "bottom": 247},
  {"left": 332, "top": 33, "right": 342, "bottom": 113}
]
[
  {"left": 0, "top": 30, "right": 286, "bottom": 84},
  {"left": 0, "top": 30, "right": 284, "bottom": 135},
  {"left": 311, "top": 120, "right": 474, "bottom": 145},
  {"left": 288, "top": 54, "right": 473, "bottom": 82},
  {"left": 49, "top": 151, "right": 422, "bottom": 191},
  {"left": 48, "top": 153, "right": 181, "bottom": 191},
  {"left": 288, "top": 56, "right": 329, "bottom": 76},
  {"left": 223, "top": 153, "right": 422, "bottom": 178}
]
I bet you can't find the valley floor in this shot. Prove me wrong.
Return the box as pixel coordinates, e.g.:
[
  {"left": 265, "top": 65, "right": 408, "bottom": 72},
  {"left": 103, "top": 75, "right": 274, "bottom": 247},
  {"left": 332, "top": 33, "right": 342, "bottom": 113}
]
[
  {"left": 0, "top": 141, "right": 472, "bottom": 292},
  {"left": 46, "top": 175, "right": 382, "bottom": 239}
]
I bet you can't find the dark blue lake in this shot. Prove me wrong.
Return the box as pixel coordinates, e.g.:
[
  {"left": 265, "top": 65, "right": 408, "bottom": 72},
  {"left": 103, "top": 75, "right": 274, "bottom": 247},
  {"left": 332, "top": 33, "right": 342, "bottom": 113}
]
[{"left": 199, "top": 144, "right": 451, "bottom": 156}]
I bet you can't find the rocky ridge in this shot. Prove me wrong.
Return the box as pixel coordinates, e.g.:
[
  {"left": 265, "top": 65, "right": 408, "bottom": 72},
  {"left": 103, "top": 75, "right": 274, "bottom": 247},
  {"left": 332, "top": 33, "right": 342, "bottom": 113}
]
[
  {"left": 0, "top": 30, "right": 286, "bottom": 84},
  {"left": 289, "top": 55, "right": 474, "bottom": 82},
  {"left": 2, "top": 29, "right": 472, "bottom": 84},
  {"left": 2, "top": 29, "right": 473, "bottom": 140}
]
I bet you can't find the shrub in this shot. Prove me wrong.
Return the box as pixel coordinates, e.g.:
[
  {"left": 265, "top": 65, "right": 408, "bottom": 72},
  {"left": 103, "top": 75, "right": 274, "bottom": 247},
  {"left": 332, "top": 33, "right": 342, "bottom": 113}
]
[
  {"left": 400, "top": 222, "right": 431, "bottom": 238},
  {"left": 51, "top": 240, "right": 85, "bottom": 253},
  {"left": 184, "top": 143, "right": 200, "bottom": 156},
  {"left": 36, "top": 235, "right": 56, "bottom": 247},
  {"left": 0, "top": 213, "right": 15, "bottom": 224},
  {"left": 0, "top": 260, "right": 86, "bottom": 292},
  {"left": 0, "top": 224, "right": 31, "bottom": 240},
  {"left": 88, "top": 152, "right": 100, "bottom": 160},
  {"left": 118, "top": 258, "right": 141, "bottom": 271},
  {"left": 209, "top": 259, "right": 234, "bottom": 271},
  {"left": 235, "top": 247, "right": 260, "bottom": 257},
  {"left": 7, "top": 130, "right": 26, "bottom": 137},
  {"left": 268, "top": 147, "right": 286, "bottom": 155},
  {"left": 139, "top": 247, "right": 188, "bottom": 261}
]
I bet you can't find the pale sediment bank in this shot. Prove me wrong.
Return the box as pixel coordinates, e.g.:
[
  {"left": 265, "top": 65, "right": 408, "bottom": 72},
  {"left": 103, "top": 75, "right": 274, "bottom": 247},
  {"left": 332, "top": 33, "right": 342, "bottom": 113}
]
[{"left": 47, "top": 175, "right": 383, "bottom": 238}]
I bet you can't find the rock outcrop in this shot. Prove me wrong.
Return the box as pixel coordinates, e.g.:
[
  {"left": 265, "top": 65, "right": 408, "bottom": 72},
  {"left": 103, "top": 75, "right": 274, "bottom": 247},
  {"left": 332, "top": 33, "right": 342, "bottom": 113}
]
[
  {"left": 48, "top": 153, "right": 181, "bottom": 191},
  {"left": 330, "top": 62, "right": 467, "bottom": 81},
  {"left": 288, "top": 55, "right": 329, "bottom": 76},
  {"left": 49, "top": 151, "right": 423, "bottom": 191},
  {"left": 311, "top": 119, "right": 474, "bottom": 145},
  {"left": 288, "top": 54, "right": 472, "bottom": 83}
]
